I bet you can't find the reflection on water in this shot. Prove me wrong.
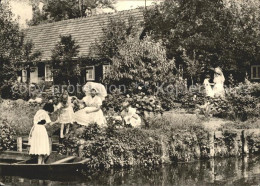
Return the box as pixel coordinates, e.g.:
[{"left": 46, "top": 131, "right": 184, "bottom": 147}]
[{"left": 1, "top": 156, "right": 260, "bottom": 186}]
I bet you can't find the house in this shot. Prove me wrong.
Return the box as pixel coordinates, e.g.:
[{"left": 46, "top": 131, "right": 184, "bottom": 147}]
[{"left": 20, "top": 8, "right": 144, "bottom": 85}]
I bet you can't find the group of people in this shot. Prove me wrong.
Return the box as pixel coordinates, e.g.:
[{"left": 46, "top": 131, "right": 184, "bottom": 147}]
[
  {"left": 203, "top": 67, "right": 225, "bottom": 98},
  {"left": 28, "top": 82, "right": 141, "bottom": 164},
  {"left": 28, "top": 67, "right": 225, "bottom": 164}
]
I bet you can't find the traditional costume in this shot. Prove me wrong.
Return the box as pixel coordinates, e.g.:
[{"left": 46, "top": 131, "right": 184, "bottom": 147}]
[{"left": 28, "top": 109, "right": 51, "bottom": 155}]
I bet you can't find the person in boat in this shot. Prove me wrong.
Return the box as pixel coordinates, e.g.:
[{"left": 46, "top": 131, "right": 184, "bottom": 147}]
[
  {"left": 121, "top": 102, "right": 142, "bottom": 128},
  {"left": 55, "top": 89, "right": 75, "bottom": 139},
  {"left": 203, "top": 74, "right": 214, "bottom": 98},
  {"left": 73, "top": 86, "right": 106, "bottom": 127},
  {"left": 28, "top": 103, "right": 54, "bottom": 164}
]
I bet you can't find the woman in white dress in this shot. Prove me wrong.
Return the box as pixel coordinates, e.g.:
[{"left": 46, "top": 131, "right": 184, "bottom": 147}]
[
  {"left": 213, "top": 67, "right": 225, "bottom": 98},
  {"left": 73, "top": 88, "right": 106, "bottom": 127},
  {"left": 28, "top": 103, "right": 54, "bottom": 164},
  {"left": 203, "top": 75, "right": 214, "bottom": 98}
]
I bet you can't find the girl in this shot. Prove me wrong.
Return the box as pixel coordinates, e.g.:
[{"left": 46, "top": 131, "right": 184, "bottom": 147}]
[
  {"left": 203, "top": 74, "right": 214, "bottom": 98},
  {"left": 28, "top": 103, "right": 54, "bottom": 164},
  {"left": 56, "top": 89, "right": 74, "bottom": 139},
  {"left": 121, "top": 103, "right": 142, "bottom": 128}
]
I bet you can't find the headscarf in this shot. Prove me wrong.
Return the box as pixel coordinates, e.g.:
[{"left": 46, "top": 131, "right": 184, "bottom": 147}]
[
  {"left": 214, "top": 67, "right": 225, "bottom": 83},
  {"left": 83, "top": 82, "right": 107, "bottom": 101}
]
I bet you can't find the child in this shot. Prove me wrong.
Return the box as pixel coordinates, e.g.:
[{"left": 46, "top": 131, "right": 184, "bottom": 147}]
[
  {"left": 28, "top": 103, "right": 54, "bottom": 164},
  {"left": 203, "top": 74, "right": 214, "bottom": 98},
  {"left": 56, "top": 89, "right": 74, "bottom": 139},
  {"left": 121, "top": 103, "right": 141, "bottom": 128}
]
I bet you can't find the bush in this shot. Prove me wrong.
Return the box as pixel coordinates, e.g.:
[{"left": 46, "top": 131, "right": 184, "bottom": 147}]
[
  {"left": 177, "top": 82, "right": 260, "bottom": 121},
  {"left": 58, "top": 124, "right": 163, "bottom": 168},
  {"left": 103, "top": 88, "right": 164, "bottom": 120},
  {"left": 58, "top": 114, "right": 210, "bottom": 168},
  {"left": 11, "top": 82, "right": 30, "bottom": 100},
  {"left": 0, "top": 99, "right": 42, "bottom": 136},
  {"left": 0, "top": 119, "right": 16, "bottom": 151}
]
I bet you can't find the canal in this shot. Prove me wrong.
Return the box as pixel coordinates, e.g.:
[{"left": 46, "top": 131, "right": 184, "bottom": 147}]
[{"left": 0, "top": 156, "right": 260, "bottom": 185}]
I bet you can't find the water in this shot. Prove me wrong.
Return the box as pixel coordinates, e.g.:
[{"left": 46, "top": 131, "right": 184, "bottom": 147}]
[{"left": 1, "top": 156, "right": 260, "bottom": 186}]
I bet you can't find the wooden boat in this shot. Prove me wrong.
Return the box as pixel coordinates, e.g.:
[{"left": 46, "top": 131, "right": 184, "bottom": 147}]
[{"left": 0, "top": 151, "right": 90, "bottom": 176}]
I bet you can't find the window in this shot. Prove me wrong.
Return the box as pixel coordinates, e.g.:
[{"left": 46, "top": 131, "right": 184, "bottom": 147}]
[
  {"left": 22, "top": 70, "right": 27, "bottom": 83},
  {"left": 45, "top": 64, "right": 53, "bottom": 81},
  {"left": 103, "top": 64, "right": 110, "bottom": 78},
  {"left": 251, "top": 65, "right": 260, "bottom": 79},
  {"left": 86, "top": 66, "right": 95, "bottom": 81}
]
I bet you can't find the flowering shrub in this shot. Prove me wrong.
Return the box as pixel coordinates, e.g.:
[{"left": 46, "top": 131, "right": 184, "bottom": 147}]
[
  {"left": 0, "top": 119, "right": 16, "bottom": 151},
  {"left": 126, "top": 92, "right": 163, "bottom": 118},
  {"left": 103, "top": 88, "right": 164, "bottom": 120},
  {"left": 178, "top": 82, "right": 260, "bottom": 121},
  {"left": 102, "top": 89, "right": 126, "bottom": 114},
  {"left": 58, "top": 114, "right": 216, "bottom": 167},
  {"left": 58, "top": 124, "right": 163, "bottom": 168}
]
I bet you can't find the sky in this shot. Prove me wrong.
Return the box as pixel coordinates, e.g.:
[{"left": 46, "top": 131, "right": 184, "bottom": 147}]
[{"left": 7, "top": 0, "right": 162, "bottom": 28}]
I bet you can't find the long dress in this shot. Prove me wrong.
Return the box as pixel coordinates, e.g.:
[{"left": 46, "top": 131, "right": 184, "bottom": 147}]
[
  {"left": 73, "top": 95, "right": 106, "bottom": 127},
  {"left": 56, "top": 97, "right": 74, "bottom": 124},
  {"left": 203, "top": 78, "right": 214, "bottom": 98},
  {"left": 29, "top": 109, "right": 51, "bottom": 155},
  {"left": 213, "top": 70, "right": 225, "bottom": 98}
]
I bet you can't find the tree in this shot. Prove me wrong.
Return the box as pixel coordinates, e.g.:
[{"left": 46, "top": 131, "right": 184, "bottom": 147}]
[
  {"left": 0, "top": 2, "right": 41, "bottom": 98},
  {"left": 144, "top": 0, "right": 260, "bottom": 82},
  {"left": 181, "top": 49, "right": 203, "bottom": 85},
  {"left": 107, "top": 35, "right": 176, "bottom": 94},
  {"left": 0, "top": 3, "right": 24, "bottom": 88},
  {"left": 28, "top": 0, "right": 116, "bottom": 26},
  {"left": 91, "top": 16, "right": 139, "bottom": 59},
  {"left": 51, "top": 35, "right": 80, "bottom": 85}
]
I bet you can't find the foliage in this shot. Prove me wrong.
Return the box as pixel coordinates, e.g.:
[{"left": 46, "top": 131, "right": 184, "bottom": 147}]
[
  {"left": 125, "top": 92, "right": 163, "bottom": 118},
  {"left": 224, "top": 82, "right": 260, "bottom": 121},
  {"left": 0, "top": 99, "right": 52, "bottom": 136},
  {"left": 156, "top": 77, "right": 187, "bottom": 111},
  {"left": 106, "top": 35, "right": 176, "bottom": 93},
  {"left": 0, "top": 3, "right": 22, "bottom": 89},
  {"left": 58, "top": 113, "right": 215, "bottom": 167},
  {"left": 221, "top": 119, "right": 260, "bottom": 130},
  {"left": 58, "top": 123, "right": 162, "bottom": 168},
  {"left": 0, "top": 3, "right": 41, "bottom": 97},
  {"left": 102, "top": 88, "right": 126, "bottom": 114},
  {"left": 51, "top": 35, "right": 80, "bottom": 85},
  {"left": 246, "top": 132, "right": 260, "bottom": 154},
  {"left": 181, "top": 49, "right": 204, "bottom": 85},
  {"left": 102, "top": 88, "right": 163, "bottom": 123},
  {"left": 9, "top": 82, "right": 30, "bottom": 100},
  {"left": 0, "top": 119, "right": 16, "bottom": 151},
  {"left": 28, "top": 0, "right": 116, "bottom": 26},
  {"left": 92, "top": 16, "right": 140, "bottom": 59},
  {"left": 144, "top": 0, "right": 260, "bottom": 82},
  {"left": 179, "top": 82, "right": 260, "bottom": 121}
]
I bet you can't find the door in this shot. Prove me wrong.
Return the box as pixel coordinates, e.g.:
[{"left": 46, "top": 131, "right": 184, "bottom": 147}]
[
  {"left": 30, "top": 67, "right": 38, "bottom": 83},
  {"left": 22, "top": 70, "right": 27, "bottom": 83},
  {"left": 45, "top": 64, "right": 53, "bottom": 81}
]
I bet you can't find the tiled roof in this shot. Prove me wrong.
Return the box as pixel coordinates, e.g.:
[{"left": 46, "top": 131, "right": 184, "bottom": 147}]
[{"left": 24, "top": 8, "right": 144, "bottom": 61}]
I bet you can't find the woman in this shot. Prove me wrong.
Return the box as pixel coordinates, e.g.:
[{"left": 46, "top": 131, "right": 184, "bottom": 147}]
[
  {"left": 73, "top": 88, "right": 106, "bottom": 127},
  {"left": 28, "top": 103, "right": 54, "bottom": 164},
  {"left": 213, "top": 67, "right": 225, "bottom": 98}
]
